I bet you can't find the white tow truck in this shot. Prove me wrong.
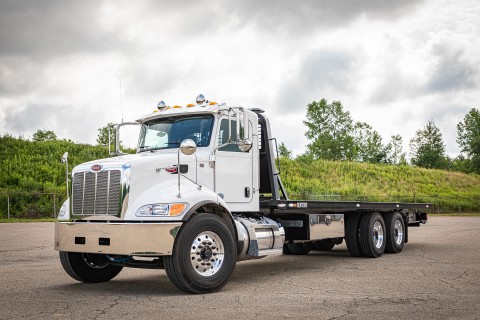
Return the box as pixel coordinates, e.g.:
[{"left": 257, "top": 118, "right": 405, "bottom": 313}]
[{"left": 55, "top": 95, "right": 429, "bottom": 293}]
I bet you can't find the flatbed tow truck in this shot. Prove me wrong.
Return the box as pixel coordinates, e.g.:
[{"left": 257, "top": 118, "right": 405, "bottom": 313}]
[{"left": 55, "top": 95, "right": 430, "bottom": 293}]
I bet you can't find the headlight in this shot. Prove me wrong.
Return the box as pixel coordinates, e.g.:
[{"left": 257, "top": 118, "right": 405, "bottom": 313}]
[{"left": 135, "top": 203, "right": 188, "bottom": 217}]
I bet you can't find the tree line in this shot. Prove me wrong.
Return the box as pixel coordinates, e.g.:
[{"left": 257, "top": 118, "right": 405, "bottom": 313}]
[
  {"left": 279, "top": 99, "right": 479, "bottom": 175},
  {"left": 0, "top": 101, "right": 478, "bottom": 218}
]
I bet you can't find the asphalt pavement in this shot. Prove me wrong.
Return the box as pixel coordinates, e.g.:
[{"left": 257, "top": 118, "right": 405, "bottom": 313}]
[{"left": 0, "top": 216, "right": 479, "bottom": 320}]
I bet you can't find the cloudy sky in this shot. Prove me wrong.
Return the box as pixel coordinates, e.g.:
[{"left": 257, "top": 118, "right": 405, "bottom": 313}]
[{"left": 0, "top": 0, "right": 479, "bottom": 157}]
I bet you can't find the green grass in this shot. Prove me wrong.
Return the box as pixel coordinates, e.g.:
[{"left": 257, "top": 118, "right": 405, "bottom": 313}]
[{"left": 0, "top": 218, "right": 57, "bottom": 223}]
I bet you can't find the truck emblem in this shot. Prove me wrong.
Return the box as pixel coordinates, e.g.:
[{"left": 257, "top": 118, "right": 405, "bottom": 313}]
[
  {"left": 91, "top": 164, "right": 102, "bottom": 172},
  {"left": 324, "top": 215, "right": 332, "bottom": 226}
]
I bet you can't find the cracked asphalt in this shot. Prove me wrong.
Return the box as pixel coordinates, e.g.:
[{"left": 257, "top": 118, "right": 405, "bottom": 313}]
[{"left": 0, "top": 216, "right": 479, "bottom": 320}]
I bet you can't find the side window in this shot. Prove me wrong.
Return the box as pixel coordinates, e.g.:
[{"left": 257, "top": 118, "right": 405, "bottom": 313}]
[
  {"left": 144, "top": 129, "right": 168, "bottom": 148},
  {"left": 218, "top": 119, "right": 242, "bottom": 152}
]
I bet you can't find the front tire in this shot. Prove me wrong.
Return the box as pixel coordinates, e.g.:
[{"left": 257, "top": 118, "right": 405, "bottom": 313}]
[
  {"left": 359, "top": 212, "right": 386, "bottom": 258},
  {"left": 384, "top": 212, "right": 405, "bottom": 253},
  {"left": 59, "top": 252, "right": 123, "bottom": 283},
  {"left": 164, "top": 214, "right": 236, "bottom": 294}
]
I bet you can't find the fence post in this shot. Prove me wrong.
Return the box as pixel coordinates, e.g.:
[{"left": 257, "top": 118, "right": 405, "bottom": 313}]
[
  {"left": 457, "top": 195, "right": 460, "bottom": 213},
  {"left": 7, "top": 194, "right": 10, "bottom": 219},
  {"left": 53, "top": 193, "right": 56, "bottom": 218},
  {"left": 437, "top": 194, "right": 440, "bottom": 214}
]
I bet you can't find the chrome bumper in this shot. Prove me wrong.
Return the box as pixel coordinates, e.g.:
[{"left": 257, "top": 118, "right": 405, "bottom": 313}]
[{"left": 54, "top": 221, "right": 182, "bottom": 256}]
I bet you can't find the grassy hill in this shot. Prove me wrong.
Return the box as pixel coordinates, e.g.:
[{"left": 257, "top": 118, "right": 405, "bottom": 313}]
[
  {"left": 0, "top": 135, "right": 479, "bottom": 218},
  {"left": 280, "top": 158, "right": 480, "bottom": 212}
]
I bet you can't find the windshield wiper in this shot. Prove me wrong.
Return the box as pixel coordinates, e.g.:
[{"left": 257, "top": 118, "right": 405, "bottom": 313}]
[{"left": 138, "top": 143, "right": 180, "bottom": 153}]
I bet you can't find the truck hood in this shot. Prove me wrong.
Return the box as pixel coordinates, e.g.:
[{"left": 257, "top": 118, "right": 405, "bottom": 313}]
[{"left": 72, "top": 150, "right": 190, "bottom": 175}]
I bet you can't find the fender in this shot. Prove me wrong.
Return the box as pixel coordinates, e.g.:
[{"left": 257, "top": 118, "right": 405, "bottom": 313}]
[{"left": 182, "top": 198, "right": 237, "bottom": 245}]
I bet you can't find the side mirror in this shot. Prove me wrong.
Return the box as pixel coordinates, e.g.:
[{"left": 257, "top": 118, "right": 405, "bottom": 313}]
[
  {"left": 177, "top": 139, "right": 197, "bottom": 198},
  {"left": 238, "top": 139, "right": 252, "bottom": 152},
  {"left": 110, "top": 122, "right": 141, "bottom": 156},
  {"left": 180, "top": 139, "right": 197, "bottom": 155}
]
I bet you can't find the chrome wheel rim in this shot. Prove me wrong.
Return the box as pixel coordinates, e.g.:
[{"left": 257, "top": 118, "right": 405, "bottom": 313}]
[
  {"left": 394, "top": 219, "right": 404, "bottom": 245},
  {"left": 373, "top": 221, "right": 384, "bottom": 249},
  {"left": 82, "top": 253, "right": 109, "bottom": 269},
  {"left": 190, "top": 231, "right": 224, "bottom": 277}
]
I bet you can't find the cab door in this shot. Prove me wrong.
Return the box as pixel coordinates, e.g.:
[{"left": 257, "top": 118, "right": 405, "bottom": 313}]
[{"left": 214, "top": 118, "right": 253, "bottom": 205}]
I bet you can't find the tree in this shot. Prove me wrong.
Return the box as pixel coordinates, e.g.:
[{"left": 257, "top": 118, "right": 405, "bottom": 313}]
[
  {"left": 304, "top": 99, "right": 356, "bottom": 161},
  {"left": 353, "top": 122, "right": 387, "bottom": 163},
  {"left": 278, "top": 142, "right": 292, "bottom": 159},
  {"left": 457, "top": 108, "right": 480, "bottom": 173},
  {"left": 96, "top": 123, "right": 115, "bottom": 147},
  {"left": 409, "top": 120, "right": 448, "bottom": 169},
  {"left": 32, "top": 130, "right": 57, "bottom": 142},
  {"left": 385, "top": 134, "right": 406, "bottom": 165}
]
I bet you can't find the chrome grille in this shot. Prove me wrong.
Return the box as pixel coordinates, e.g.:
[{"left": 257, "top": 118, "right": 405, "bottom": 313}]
[{"left": 72, "top": 170, "right": 121, "bottom": 215}]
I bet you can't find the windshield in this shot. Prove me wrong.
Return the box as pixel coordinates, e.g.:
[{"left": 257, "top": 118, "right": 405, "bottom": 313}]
[{"left": 138, "top": 115, "right": 214, "bottom": 151}]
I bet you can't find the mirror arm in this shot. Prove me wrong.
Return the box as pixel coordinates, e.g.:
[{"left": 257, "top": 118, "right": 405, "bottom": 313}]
[
  {"left": 177, "top": 148, "right": 181, "bottom": 198},
  {"left": 243, "top": 107, "right": 248, "bottom": 140},
  {"left": 176, "top": 139, "right": 197, "bottom": 198}
]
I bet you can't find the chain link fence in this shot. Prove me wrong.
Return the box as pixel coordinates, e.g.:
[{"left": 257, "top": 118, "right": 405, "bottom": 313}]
[{"left": 0, "top": 192, "right": 67, "bottom": 219}]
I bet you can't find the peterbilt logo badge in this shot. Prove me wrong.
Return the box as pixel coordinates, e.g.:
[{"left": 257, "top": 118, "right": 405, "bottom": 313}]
[
  {"left": 91, "top": 164, "right": 102, "bottom": 172},
  {"left": 324, "top": 215, "right": 332, "bottom": 226}
]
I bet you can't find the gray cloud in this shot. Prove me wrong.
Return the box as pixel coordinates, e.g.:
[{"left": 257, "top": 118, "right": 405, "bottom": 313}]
[
  {"left": 426, "top": 45, "right": 479, "bottom": 93},
  {"left": 0, "top": 0, "right": 131, "bottom": 58},
  {"left": 371, "top": 43, "right": 480, "bottom": 104},
  {"left": 0, "top": 56, "right": 44, "bottom": 96},
  {"left": 3, "top": 102, "right": 109, "bottom": 143},
  {"left": 300, "top": 51, "right": 353, "bottom": 90},
  {"left": 221, "top": 0, "right": 423, "bottom": 34},
  {"left": 0, "top": 0, "right": 475, "bottom": 159},
  {"left": 275, "top": 49, "right": 356, "bottom": 112},
  {"left": 369, "top": 69, "right": 417, "bottom": 105}
]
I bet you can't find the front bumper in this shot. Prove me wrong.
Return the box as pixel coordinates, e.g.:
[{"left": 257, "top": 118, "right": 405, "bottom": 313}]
[{"left": 54, "top": 221, "right": 182, "bottom": 256}]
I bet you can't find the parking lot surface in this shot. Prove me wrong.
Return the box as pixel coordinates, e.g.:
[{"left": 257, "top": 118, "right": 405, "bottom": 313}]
[{"left": 0, "top": 216, "right": 479, "bottom": 320}]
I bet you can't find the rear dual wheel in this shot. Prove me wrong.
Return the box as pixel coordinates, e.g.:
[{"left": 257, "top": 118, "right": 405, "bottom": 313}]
[
  {"left": 359, "top": 212, "right": 386, "bottom": 258},
  {"left": 345, "top": 214, "right": 363, "bottom": 257},
  {"left": 346, "top": 212, "right": 404, "bottom": 258},
  {"left": 384, "top": 212, "right": 405, "bottom": 253}
]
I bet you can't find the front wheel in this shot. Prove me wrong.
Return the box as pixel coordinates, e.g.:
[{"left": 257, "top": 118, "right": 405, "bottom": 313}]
[
  {"left": 59, "top": 252, "right": 123, "bottom": 283},
  {"left": 164, "top": 214, "right": 236, "bottom": 294}
]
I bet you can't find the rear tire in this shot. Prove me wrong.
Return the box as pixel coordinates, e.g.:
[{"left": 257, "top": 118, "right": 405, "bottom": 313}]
[
  {"left": 59, "top": 252, "right": 123, "bottom": 283},
  {"left": 344, "top": 214, "right": 363, "bottom": 257},
  {"left": 384, "top": 212, "right": 405, "bottom": 253},
  {"left": 359, "top": 212, "right": 386, "bottom": 258},
  {"left": 164, "top": 214, "right": 236, "bottom": 294}
]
